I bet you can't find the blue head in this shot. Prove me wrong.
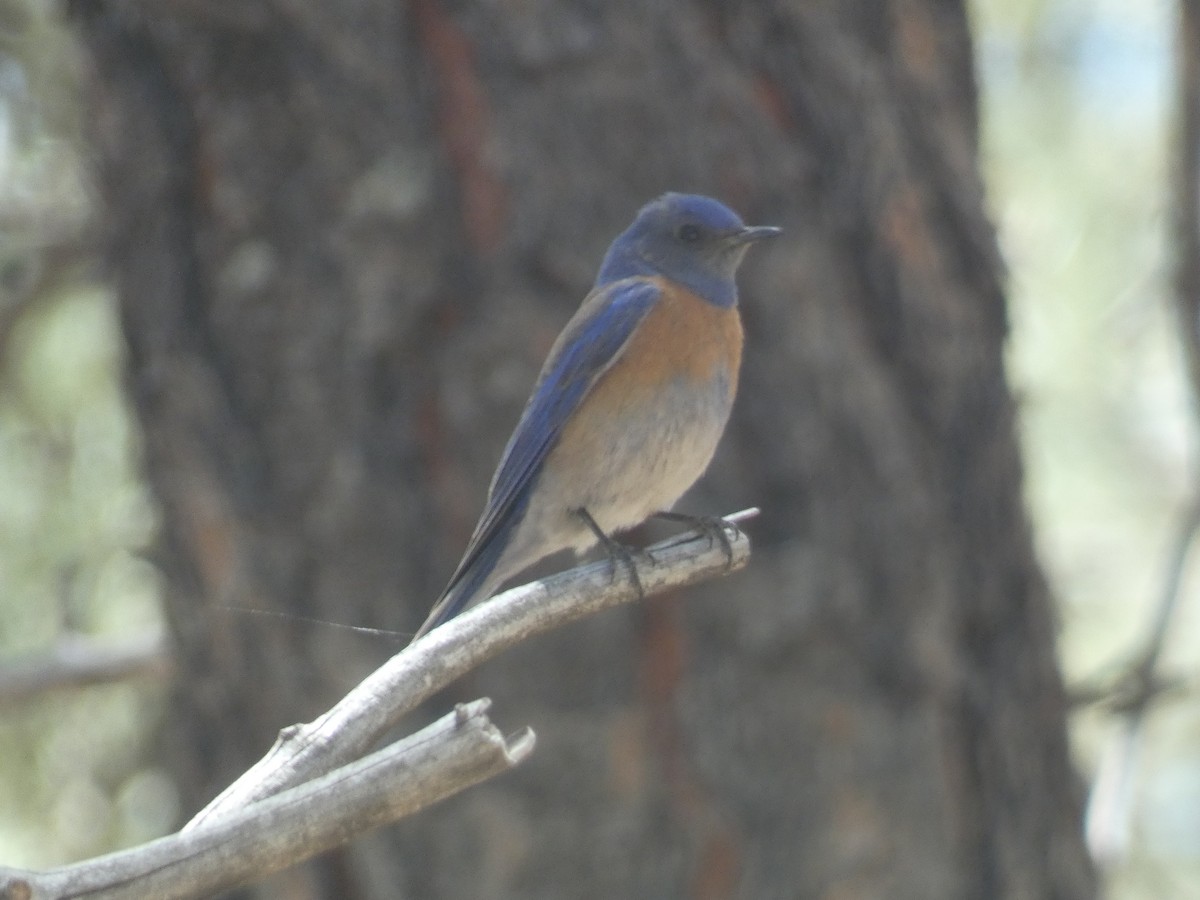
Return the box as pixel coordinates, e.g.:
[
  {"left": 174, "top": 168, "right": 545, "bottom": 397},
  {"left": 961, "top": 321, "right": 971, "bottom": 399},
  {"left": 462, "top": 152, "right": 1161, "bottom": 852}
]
[{"left": 596, "top": 193, "right": 780, "bottom": 307}]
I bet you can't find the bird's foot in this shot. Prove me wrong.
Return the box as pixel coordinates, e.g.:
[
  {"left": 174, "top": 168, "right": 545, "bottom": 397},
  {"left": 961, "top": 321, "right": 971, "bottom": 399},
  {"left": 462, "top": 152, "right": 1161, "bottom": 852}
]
[
  {"left": 576, "top": 508, "right": 646, "bottom": 599},
  {"left": 651, "top": 511, "right": 740, "bottom": 567}
]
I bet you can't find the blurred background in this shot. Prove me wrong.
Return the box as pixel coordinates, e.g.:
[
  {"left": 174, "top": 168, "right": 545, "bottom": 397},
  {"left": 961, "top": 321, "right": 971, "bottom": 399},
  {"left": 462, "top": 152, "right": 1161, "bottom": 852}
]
[{"left": 0, "top": 0, "right": 1195, "bottom": 896}]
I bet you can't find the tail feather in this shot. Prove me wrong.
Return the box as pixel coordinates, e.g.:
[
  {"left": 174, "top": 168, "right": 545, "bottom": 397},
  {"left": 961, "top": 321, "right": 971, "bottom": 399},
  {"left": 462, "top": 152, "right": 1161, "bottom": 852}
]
[{"left": 410, "top": 516, "right": 515, "bottom": 642}]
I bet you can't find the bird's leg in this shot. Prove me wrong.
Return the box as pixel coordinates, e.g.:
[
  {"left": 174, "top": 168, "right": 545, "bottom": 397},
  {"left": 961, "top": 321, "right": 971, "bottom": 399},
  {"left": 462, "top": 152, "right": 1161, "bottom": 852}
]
[
  {"left": 575, "top": 508, "right": 645, "bottom": 599},
  {"left": 651, "top": 511, "right": 740, "bottom": 567}
]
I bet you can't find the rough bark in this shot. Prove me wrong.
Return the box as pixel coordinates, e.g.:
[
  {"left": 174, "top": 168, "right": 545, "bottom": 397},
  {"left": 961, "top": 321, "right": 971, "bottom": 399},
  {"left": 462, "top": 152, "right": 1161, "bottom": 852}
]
[{"left": 74, "top": 0, "right": 1095, "bottom": 897}]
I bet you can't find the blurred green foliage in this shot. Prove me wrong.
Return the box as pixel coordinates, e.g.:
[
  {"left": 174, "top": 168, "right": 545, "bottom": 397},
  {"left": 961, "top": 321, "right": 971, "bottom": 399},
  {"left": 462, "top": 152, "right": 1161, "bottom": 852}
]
[
  {"left": 0, "top": 287, "right": 173, "bottom": 866},
  {"left": 0, "top": 0, "right": 1196, "bottom": 895},
  {"left": 0, "top": 0, "right": 171, "bottom": 867},
  {"left": 974, "top": 0, "right": 1200, "bottom": 895}
]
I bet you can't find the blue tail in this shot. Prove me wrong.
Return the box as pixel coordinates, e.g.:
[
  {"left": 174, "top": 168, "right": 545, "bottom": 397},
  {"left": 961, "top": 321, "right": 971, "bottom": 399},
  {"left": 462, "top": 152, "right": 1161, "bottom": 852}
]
[{"left": 410, "top": 510, "right": 519, "bottom": 641}]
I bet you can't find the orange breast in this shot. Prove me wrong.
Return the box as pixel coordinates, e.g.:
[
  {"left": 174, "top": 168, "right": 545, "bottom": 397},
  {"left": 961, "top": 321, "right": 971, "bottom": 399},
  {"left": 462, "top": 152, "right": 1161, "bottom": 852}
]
[{"left": 617, "top": 277, "right": 743, "bottom": 397}]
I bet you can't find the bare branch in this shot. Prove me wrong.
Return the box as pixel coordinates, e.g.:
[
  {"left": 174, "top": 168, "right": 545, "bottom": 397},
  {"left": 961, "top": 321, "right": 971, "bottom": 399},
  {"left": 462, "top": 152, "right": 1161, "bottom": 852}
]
[
  {"left": 0, "top": 700, "right": 534, "bottom": 900},
  {"left": 0, "top": 633, "right": 171, "bottom": 705},
  {"left": 187, "top": 511, "right": 754, "bottom": 830},
  {"left": 0, "top": 511, "right": 753, "bottom": 899}
]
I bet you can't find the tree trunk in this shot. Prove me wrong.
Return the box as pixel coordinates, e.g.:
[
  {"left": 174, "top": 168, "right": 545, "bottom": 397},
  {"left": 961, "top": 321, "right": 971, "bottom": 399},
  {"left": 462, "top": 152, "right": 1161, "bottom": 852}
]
[{"left": 75, "top": 0, "right": 1096, "bottom": 897}]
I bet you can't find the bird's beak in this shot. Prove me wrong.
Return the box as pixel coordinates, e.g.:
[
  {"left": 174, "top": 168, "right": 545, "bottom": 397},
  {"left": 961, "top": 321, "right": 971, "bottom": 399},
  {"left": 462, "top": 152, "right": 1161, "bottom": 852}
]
[{"left": 728, "top": 225, "right": 782, "bottom": 245}]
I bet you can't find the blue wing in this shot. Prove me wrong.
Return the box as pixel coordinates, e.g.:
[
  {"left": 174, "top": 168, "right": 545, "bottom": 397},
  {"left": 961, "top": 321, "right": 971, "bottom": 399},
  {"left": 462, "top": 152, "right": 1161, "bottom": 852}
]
[
  {"left": 414, "top": 278, "right": 662, "bottom": 638},
  {"left": 488, "top": 278, "right": 663, "bottom": 515}
]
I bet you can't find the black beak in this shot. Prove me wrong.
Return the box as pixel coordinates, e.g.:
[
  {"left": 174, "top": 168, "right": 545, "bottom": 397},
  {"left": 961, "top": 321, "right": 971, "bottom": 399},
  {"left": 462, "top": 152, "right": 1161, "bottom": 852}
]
[{"left": 729, "top": 225, "right": 783, "bottom": 245}]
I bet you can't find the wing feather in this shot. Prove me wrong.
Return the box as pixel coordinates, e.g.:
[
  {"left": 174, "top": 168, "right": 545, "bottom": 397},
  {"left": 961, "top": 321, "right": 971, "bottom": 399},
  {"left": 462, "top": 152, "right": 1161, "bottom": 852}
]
[{"left": 442, "top": 278, "right": 662, "bottom": 597}]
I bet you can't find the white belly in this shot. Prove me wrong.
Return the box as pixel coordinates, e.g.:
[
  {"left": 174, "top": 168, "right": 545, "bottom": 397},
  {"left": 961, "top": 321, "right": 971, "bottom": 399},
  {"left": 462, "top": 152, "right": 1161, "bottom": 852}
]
[{"left": 510, "top": 369, "right": 736, "bottom": 560}]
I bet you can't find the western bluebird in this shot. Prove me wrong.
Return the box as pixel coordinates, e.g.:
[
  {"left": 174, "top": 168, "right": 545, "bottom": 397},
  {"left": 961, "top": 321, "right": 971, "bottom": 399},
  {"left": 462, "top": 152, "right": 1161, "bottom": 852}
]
[{"left": 413, "top": 193, "right": 779, "bottom": 640}]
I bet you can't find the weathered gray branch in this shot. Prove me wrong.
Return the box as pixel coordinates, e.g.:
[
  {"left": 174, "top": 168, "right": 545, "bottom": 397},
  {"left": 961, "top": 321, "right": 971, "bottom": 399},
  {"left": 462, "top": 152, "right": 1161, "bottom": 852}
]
[
  {"left": 0, "top": 700, "right": 532, "bottom": 900},
  {"left": 0, "top": 511, "right": 754, "bottom": 899},
  {"left": 189, "top": 510, "right": 755, "bottom": 829}
]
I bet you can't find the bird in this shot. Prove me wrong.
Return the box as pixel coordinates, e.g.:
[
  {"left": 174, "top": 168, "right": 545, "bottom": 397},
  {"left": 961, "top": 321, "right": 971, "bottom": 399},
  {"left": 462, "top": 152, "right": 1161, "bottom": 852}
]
[{"left": 412, "top": 192, "right": 779, "bottom": 641}]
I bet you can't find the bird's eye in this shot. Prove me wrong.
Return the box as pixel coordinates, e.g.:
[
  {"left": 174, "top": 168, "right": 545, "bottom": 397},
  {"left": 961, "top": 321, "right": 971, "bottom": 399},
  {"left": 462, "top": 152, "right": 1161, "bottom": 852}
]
[{"left": 677, "top": 224, "right": 702, "bottom": 243}]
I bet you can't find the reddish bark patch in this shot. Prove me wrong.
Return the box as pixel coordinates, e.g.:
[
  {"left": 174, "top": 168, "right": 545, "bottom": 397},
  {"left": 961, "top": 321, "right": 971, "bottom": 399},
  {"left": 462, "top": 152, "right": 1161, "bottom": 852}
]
[{"left": 413, "top": 0, "right": 508, "bottom": 254}]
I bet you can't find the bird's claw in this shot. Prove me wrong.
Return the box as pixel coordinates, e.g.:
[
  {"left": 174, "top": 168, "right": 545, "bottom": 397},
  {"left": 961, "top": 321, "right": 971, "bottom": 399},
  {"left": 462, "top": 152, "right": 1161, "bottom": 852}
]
[
  {"left": 576, "top": 508, "right": 647, "bottom": 599},
  {"left": 652, "top": 512, "right": 740, "bottom": 567}
]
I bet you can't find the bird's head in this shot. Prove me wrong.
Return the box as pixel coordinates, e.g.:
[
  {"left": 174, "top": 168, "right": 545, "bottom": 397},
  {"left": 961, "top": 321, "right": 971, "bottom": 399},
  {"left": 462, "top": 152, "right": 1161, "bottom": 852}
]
[{"left": 596, "top": 193, "right": 780, "bottom": 307}]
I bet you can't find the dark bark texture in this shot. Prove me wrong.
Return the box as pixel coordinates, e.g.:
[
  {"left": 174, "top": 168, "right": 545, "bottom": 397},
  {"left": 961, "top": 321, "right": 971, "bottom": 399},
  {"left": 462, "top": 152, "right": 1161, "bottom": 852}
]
[{"left": 75, "top": 0, "right": 1095, "bottom": 897}]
